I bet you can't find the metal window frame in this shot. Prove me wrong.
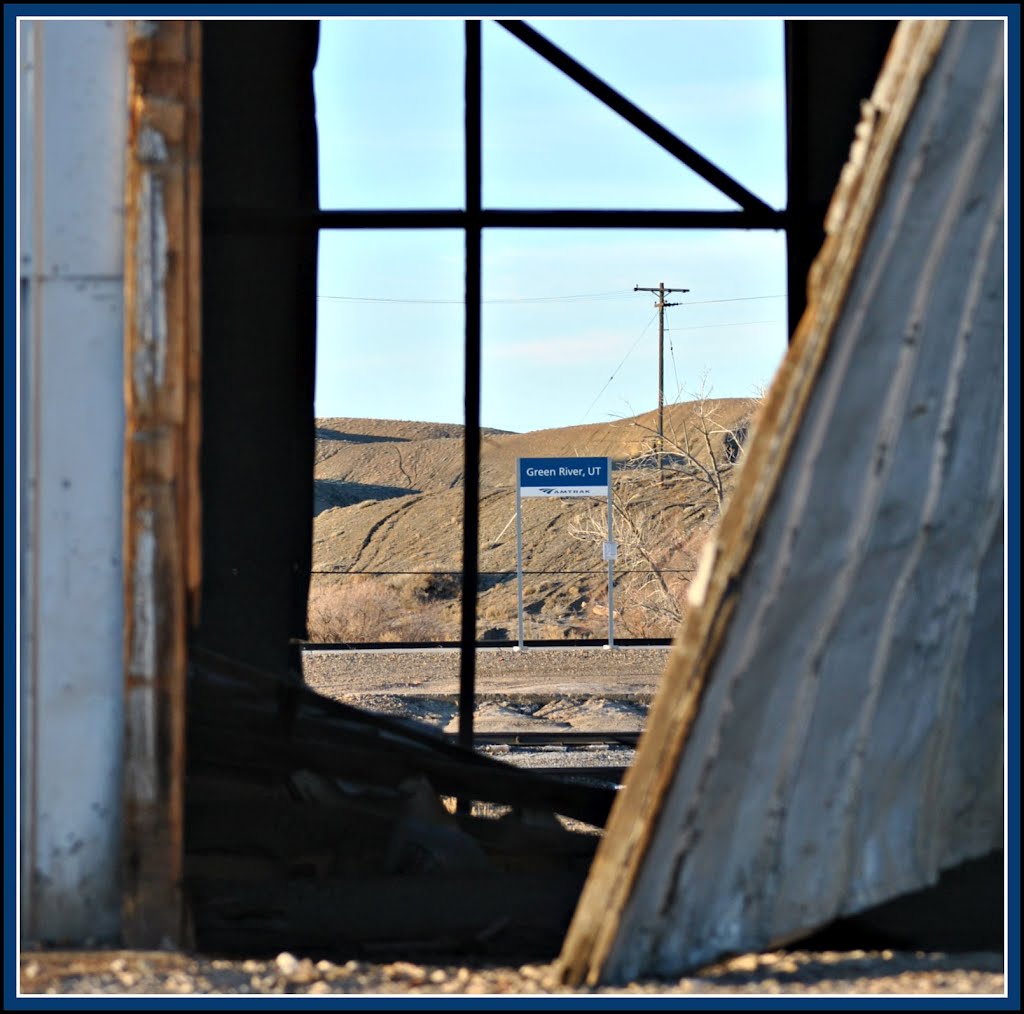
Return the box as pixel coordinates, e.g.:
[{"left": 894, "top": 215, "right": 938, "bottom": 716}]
[{"left": 313, "top": 20, "right": 787, "bottom": 752}]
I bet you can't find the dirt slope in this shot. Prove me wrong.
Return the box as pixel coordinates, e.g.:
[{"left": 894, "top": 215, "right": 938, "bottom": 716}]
[{"left": 310, "top": 399, "right": 758, "bottom": 642}]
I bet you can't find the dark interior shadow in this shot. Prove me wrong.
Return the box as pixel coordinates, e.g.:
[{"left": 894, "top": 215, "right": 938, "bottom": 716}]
[{"left": 791, "top": 849, "right": 1004, "bottom": 955}]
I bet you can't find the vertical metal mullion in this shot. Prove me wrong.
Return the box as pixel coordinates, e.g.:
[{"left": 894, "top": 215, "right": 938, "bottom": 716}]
[
  {"left": 458, "top": 19, "right": 482, "bottom": 756},
  {"left": 783, "top": 21, "right": 809, "bottom": 343}
]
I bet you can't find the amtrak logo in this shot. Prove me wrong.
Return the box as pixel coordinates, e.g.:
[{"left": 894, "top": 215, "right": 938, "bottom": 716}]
[{"left": 531, "top": 486, "right": 607, "bottom": 497}]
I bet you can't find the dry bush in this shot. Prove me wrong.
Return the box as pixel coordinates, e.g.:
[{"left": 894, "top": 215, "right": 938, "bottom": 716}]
[
  {"left": 391, "top": 570, "right": 462, "bottom": 606},
  {"left": 308, "top": 575, "right": 458, "bottom": 643},
  {"left": 568, "top": 378, "right": 762, "bottom": 638},
  {"left": 568, "top": 482, "right": 699, "bottom": 637},
  {"left": 478, "top": 598, "right": 510, "bottom": 623}
]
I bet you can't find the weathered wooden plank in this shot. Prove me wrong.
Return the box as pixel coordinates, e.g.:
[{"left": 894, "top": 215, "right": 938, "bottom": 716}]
[
  {"left": 121, "top": 18, "right": 201, "bottom": 949},
  {"left": 188, "top": 709, "right": 614, "bottom": 830},
  {"left": 559, "top": 18, "right": 1004, "bottom": 984},
  {"left": 187, "top": 648, "right": 617, "bottom": 827}
]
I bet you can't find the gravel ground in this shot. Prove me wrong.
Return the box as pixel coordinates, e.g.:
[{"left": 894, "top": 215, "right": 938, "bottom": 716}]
[
  {"left": 17, "top": 947, "right": 1007, "bottom": 997},
  {"left": 301, "top": 645, "right": 669, "bottom": 704},
  {"left": 17, "top": 647, "right": 1007, "bottom": 1000},
  {"left": 304, "top": 646, "right": 656, "bottom": 776}
]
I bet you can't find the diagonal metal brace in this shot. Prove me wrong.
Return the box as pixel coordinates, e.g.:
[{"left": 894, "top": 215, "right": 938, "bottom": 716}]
[{"left": 497, "top": 19, "right": 777, "bottom": 217}]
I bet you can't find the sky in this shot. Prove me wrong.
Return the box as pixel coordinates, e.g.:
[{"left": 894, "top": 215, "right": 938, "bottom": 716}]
[{"left": 312, "top": 16, "right": 790, "bottom": 433}]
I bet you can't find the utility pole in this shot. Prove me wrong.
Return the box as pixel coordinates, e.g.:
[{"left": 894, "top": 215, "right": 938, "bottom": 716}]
[{"left": 634, "top": 283, "right": 689, "bottom": 482}]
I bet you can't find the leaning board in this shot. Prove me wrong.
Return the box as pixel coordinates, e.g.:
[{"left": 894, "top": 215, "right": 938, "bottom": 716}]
[{"left": 559, "top": 18, "right": 1005, "bottom": 984}]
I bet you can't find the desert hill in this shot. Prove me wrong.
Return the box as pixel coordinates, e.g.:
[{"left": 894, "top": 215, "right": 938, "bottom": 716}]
[{"left": 309, "top": 398, "right": 758, "bottom": 643}]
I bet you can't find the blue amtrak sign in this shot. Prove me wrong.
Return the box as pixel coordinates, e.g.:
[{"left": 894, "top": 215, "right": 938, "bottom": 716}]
[
  {"left": 515, "top": 455, "right": 616, "bottom": 646},
  {"left": 518, "top": 456, "right": 609, "bottom": 498}
]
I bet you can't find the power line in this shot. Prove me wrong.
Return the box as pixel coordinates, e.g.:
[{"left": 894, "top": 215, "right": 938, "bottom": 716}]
[
  {"left": 316, "top": 289, "right": 634, "bottom": 305},
  {"left": 578, "top": 311, "right": 658, "bottom": 426},
  {"left": 485, "top": 290, "right": 632, "bottom": 304},
  {"left": 677, "top": 294, "right": 785, "bottom": 306},
  {"left": 665, "top": 319, "right": 782, "bottom": 332},
  {"left": 318, "top": 295, "right": 458, "bottom": 305},
  {"left": 316, "top": 291, "right": 786, "bottom": 306},
  {"left": 668, "top": 326, "right": 681, "bottom": 400}
]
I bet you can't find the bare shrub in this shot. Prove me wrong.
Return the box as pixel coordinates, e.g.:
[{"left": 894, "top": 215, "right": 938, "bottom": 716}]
[
  {"left": 569, "top": 378, "right": 763, "bottom": 637},
  {"left": 568, "top": 472, "right": 702, "bottom": 637},
  {"left": 388, "top": 570, "right": 463, "bottom": 606},
  {"left": 307, "top": 575, "right": 457, "bottom": 643}
]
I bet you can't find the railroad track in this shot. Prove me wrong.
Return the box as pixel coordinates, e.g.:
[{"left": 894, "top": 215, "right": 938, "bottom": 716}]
[
  {"left": 445, "top": 730, "right": 641, "bottom": 748},
  {"left": 538, "top": 765, "right": 630, "bottom": 785},
  {"left": 444, "top": 728, "right": 640, "bottom": 787}
]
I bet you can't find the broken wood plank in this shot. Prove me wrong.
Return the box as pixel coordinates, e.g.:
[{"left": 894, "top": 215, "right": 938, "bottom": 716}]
[
  {"left": 559, "top": 18, "right": 1004, "bottom": 984},
  {"left": 187, "top": 648, "right": 617, "bottom": 828}
]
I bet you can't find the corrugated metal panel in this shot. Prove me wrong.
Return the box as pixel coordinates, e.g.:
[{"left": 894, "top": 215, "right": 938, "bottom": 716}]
[
  {"left": 19, "top": 19, "right": 128, "bottom": 946},
  {"left": 559, "top": 18, "right": 1004, "bottom": 984}
]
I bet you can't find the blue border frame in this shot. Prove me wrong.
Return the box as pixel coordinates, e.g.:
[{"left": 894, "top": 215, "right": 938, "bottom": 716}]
[{"left": 5, "top": 4, "right": 1019, "bottom": 1010}]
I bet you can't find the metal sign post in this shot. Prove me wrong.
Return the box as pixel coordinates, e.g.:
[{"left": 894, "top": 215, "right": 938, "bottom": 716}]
[
  {"left": 515, "top": 475, "right": 525, "bottom": 648},
  {"left": 516, "top": 456, "right": 615, "bottom": 649}
]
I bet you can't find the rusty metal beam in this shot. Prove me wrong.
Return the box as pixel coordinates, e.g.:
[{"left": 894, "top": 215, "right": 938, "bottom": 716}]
[{"left": 121, "top": 18, "right": 201, "bottom": 949}]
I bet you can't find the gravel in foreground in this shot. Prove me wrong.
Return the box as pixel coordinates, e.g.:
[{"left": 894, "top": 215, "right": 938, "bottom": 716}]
[
  {"left": 19, "top": 947, "right": 1006, "bottom": 997},
  {"left": 24, "top": 649, "right": 1004, "bottom": 1000}
]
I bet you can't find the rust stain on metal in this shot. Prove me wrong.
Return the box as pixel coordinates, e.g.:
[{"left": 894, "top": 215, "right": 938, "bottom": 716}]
[{"left": 122, "top": 18, "right": 201, "bottom": 949}]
